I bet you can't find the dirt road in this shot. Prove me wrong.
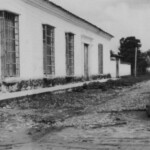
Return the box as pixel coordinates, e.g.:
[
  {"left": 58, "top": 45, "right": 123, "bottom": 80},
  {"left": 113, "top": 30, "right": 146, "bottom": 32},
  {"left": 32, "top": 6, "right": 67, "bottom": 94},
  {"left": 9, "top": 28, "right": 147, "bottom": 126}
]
[{"left": 0, "top": 80, "right": 150, "bottom": 150}]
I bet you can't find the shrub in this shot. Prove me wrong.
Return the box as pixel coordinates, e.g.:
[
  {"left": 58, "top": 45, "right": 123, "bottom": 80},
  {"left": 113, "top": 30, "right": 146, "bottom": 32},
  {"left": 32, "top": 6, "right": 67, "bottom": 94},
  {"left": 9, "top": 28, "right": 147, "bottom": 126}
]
[
  {"left": 83, "top": 82, "right": 107, "bottom": 90},
  {"left": 72, "top": 86, "right": 84, "bottom": 92},
  {"left": 1, "top": 74, "right": 111, "bottom": 93},
  {"left": 91, "top": 74, "right": 111, "bottom": 81}
]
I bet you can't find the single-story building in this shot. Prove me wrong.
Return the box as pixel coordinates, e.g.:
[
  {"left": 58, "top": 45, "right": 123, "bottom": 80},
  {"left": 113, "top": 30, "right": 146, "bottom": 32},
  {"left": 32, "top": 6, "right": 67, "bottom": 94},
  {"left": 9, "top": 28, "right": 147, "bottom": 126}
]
[{"left": 0, "top": 0, "right": 130, "bottom": 93}]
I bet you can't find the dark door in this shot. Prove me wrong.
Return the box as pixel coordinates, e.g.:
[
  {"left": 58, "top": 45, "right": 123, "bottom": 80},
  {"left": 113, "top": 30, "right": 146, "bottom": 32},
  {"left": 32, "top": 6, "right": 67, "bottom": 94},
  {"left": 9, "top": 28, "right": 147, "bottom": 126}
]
[
  {"left": 98, "top": 44, "right": 103, "bottom": 74},
  {"left": 84, "top": 44, "right": 89, "bottom": 80}
]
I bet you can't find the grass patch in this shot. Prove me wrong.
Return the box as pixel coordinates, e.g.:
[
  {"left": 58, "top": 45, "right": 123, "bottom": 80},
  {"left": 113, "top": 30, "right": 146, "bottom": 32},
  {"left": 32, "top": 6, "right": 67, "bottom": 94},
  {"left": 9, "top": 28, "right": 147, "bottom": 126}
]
[
  {"left": 1, "top": 75, "right": 150, "bottom": 111},
  {"left": 81, "top": 75, "right": 150, "bottom": 91}
]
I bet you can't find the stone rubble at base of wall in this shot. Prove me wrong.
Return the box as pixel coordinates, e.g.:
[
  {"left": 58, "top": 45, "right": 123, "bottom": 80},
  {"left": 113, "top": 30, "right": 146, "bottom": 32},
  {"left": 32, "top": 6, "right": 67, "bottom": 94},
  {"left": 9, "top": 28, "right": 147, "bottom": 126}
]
[{"left": 0, "top": 74, "right": 111, "bottom": 93}]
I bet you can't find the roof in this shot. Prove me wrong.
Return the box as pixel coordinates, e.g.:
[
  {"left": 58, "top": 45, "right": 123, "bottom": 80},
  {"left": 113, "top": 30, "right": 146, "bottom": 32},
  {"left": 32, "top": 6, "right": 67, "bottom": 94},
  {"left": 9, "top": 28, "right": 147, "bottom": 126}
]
[{"left": 43, "top": 0, "right": 114, "bottom": 38}]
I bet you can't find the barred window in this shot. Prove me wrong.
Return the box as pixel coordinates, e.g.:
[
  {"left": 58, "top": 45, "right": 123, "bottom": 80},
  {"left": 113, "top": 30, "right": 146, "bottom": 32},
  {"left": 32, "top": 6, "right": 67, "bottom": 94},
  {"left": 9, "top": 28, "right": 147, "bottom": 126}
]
[
  {"left": 43, "top": 25, "right": 55, "bottom": 75},
  {"left": 98, "top": 44, "right": 103, "bottom": 74},
  {"left": 66, "top": 33, "right": 74, "bottom": 76},
  {"left": 0, "top": 11, "right": 20, "bottom": 78}
]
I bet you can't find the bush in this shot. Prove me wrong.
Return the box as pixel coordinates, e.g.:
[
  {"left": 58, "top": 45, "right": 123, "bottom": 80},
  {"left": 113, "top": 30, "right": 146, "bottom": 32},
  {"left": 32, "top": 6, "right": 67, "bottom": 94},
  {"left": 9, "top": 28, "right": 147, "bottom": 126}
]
[
  {"left": 72, "top": 86, "right": 84, "bottom": 93},
  {"left": 91, "top": 74, "right": 111, "bottom": 80},
  {"left": 83, "top": 82, "right": 107, "bottom": 90},
  {"left": 1, "top": 74, "right": 111, "bottom": 93},
  {"left": 81, "top": 76, "right": 150, "bottom": 91}
]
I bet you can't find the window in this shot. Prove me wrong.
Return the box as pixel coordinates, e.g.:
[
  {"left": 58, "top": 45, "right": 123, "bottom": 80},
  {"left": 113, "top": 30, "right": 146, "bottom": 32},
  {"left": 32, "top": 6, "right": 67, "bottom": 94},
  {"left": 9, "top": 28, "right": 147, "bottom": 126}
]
[
  {"left": 0, "top": 11, "right": 19, "bottom": 78},
  {"left": 43, "top": 25, "right": 55, "bottom": 75},
  {"left": 98, "top": 44, "right": 103, "bottom": 74},
  {"left": 66, "top": 33, "right": 74, "bottom": 76}
]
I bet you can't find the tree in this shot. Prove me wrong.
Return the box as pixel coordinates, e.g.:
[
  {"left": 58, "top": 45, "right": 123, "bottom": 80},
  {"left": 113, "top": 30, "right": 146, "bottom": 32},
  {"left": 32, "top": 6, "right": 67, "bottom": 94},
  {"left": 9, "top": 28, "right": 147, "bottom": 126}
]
[
  {"left": 145, "top": 49, "right": 150, "bottom": 66},
  {"left": 137, "top": 52, "right": 148, "bottom": 75},
  {"left": 118, "top": 36, "right": 145, "bottom": 75}
]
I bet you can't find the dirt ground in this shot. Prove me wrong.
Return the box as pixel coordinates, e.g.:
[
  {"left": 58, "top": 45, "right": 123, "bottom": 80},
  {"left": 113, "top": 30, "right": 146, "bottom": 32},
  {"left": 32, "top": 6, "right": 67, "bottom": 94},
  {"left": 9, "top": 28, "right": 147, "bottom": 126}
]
[{"left": 0, "top": 79, "right": 150, "bottom": 150}]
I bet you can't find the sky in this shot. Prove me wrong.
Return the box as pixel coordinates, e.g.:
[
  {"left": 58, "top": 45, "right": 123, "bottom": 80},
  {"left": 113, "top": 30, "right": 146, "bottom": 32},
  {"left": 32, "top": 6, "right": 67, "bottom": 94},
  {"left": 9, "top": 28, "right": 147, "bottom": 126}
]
[{"left": 49, "top": 0, "right": 150, "bottom": 52}]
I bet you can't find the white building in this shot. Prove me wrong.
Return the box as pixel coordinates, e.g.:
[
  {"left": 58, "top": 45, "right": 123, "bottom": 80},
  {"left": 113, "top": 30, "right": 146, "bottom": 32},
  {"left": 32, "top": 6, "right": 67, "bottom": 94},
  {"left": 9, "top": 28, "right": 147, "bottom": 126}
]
[{"left": 0, "top": 0, "right": 131, "bottom": 91}]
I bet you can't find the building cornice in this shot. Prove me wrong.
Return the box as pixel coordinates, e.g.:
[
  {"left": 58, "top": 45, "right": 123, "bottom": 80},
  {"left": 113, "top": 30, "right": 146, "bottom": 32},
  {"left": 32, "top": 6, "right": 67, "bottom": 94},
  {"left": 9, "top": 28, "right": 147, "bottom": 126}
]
[{"left": 23, "top": 0, "right": 113, "bottom": 40}]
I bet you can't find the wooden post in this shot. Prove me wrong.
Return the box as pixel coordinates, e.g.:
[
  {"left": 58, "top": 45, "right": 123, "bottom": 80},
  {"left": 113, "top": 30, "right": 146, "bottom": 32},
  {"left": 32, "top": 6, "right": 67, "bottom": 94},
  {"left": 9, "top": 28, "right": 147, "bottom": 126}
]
[
  {"left": 116, "top": 58, "right": 119, "bottom": 78},
  {"left": 134, "top": 47, "right": 137, "bottom": 77}
]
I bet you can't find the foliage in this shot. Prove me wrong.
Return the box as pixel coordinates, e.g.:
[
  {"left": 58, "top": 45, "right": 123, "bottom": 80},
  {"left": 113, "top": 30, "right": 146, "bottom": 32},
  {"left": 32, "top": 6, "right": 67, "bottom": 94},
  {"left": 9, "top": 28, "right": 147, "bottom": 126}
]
[
  {"left": 91, "top": 74, "right": 111, "bottom": 80},
  {"left": 1, "top": 74, "right": 111, "bottom": 93},
  {"left": 82, "top": 75, "right": 150, "bottom": 91},
  {"left": 1, "top": 75, "right": 150, "bottom": 110},
  {"left": 144, "top": 49, "right": 150, "bottom": 67},
  {"left": 137, "top": 53, "right": 148, "bottom": 75},
  {"left": 146, "top": 49, "right": 150, "bottom": 56},
  {"left": 119, "top": 37, "right": 141, "bottom": 62}
]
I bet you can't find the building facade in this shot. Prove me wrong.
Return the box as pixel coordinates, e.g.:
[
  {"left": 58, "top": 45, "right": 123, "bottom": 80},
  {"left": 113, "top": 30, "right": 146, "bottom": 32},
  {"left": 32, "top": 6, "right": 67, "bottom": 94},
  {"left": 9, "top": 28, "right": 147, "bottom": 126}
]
[{"left": 0, "top": 0, "right": 114, "bottom": 85}]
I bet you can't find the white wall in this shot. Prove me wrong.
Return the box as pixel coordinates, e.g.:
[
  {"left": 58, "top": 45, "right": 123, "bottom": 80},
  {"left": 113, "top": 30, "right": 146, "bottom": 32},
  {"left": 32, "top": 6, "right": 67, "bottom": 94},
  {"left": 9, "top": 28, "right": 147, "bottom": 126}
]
[
  {"left": 108, "top": 59, "right": 131, "bottom": 78},
  {"left": 109, "top": 60, "right": 116, "bottom": 78},
  {"left": 0, "top": 0, "right": 114, "bottom": 80},
  {"left": 119, "top": 63, "right": 131, "bottom": 77}
]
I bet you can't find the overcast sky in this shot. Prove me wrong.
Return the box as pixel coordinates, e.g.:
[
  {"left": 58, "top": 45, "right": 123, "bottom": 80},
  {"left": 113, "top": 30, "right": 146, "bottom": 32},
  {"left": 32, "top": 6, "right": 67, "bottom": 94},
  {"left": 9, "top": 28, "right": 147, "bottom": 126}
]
[{"left": 50, "top": 0, "right": 150, "bottom": 52}]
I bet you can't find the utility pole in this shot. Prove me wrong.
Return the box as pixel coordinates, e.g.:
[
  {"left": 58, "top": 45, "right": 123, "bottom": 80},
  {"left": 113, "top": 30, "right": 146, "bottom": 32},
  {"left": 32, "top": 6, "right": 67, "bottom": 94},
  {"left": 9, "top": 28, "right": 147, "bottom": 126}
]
[{"left": 134, "top": 47, "right": 138, "bottom": 77}]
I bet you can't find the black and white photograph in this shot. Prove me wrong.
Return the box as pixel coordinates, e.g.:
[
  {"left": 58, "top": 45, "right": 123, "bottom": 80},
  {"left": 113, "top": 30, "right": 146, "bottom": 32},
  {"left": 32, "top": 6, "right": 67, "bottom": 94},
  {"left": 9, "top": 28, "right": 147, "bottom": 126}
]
[{"left": 0, "top": 0, "right": 150, "bottom": 149}]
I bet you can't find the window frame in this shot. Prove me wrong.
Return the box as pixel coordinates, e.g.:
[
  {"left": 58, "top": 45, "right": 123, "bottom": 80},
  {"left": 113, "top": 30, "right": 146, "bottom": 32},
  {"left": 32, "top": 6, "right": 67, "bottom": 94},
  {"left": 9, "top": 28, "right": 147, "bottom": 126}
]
[
  {"left": 0, "top": 11, "right": 20, "bottom": 78},
  {"left": 43, "top": 24, "right": 55, "bottom": 76},
  {"left": 65, "top": 32, "right": 75, "bottom": 76}
]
